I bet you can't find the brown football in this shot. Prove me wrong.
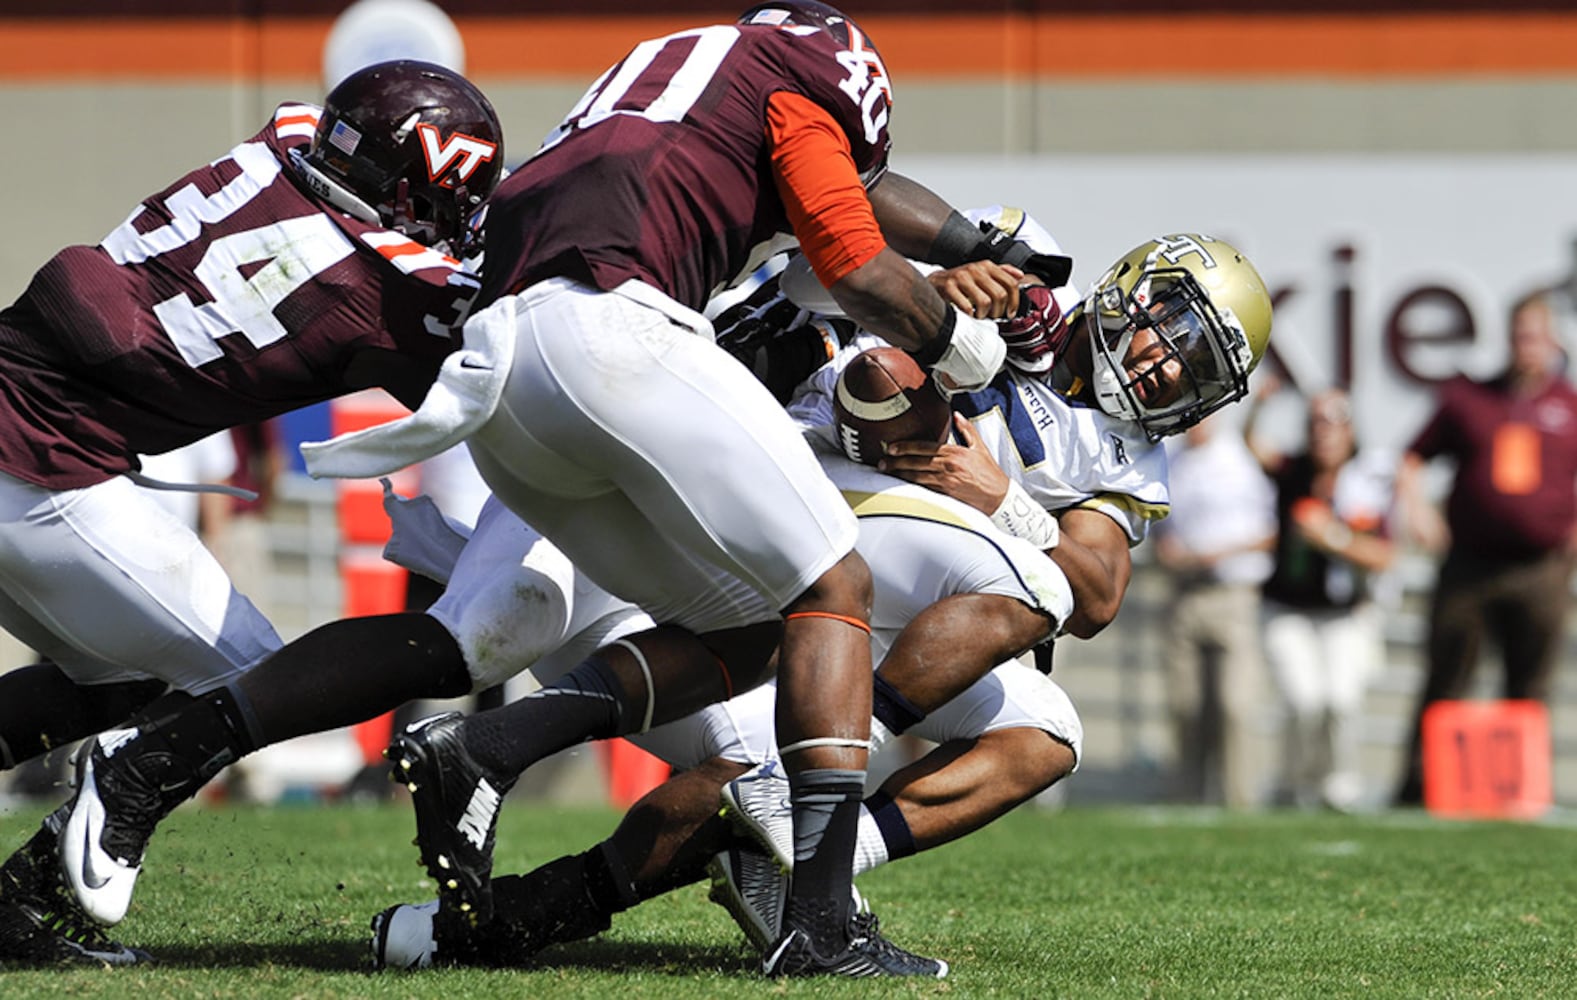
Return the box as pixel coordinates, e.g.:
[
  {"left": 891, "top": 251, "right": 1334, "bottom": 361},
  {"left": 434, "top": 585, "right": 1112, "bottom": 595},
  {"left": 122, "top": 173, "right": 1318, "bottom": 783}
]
[{"left": 832, "top": 347, "right": 952, "bottom": 466}]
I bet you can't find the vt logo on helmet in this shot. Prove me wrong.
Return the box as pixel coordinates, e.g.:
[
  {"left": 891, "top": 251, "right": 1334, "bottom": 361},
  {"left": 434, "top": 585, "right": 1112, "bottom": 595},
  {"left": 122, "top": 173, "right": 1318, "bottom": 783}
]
[
  {"left": 416, "top": 124, "right": 497, "bottom": 186},
  {"left": 296, "top": 59, "right": 504, "bottom": 257}
]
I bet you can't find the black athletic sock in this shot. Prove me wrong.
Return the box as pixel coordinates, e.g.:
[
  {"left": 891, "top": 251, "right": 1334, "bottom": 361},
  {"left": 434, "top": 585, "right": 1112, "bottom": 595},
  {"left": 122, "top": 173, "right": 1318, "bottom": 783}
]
[
  {"left": 460, "top": 655, "right": 635, "bottom": 776},
  {"left": 783, "top": 767, "right": 865, "bottom": 952},
  {"left": 581, "top": 841, "right": 641, "bottom": 915},
  {"left": 478, "top": 843, "right": 635, "bottom": 963},
  {"left": 871, "top": 673, "right": 926, "bottom": 737},
  {"left": 240, "top": 613, "right": 471, "bottom": 746},
  {"left": 0, "top": 664, "right": 165, "bottom": 769}
]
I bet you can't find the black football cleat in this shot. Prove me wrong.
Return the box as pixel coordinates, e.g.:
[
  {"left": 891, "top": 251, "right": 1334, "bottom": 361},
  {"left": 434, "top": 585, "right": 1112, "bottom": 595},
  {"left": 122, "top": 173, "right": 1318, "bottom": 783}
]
[
  {"left": 0, "top": 895, "right": 152, "bottom": 967},
  {"left": 762, "top": 903, "right": 948, "bottom": 979},
  {"left": 386, "top": 713, "right": 518, "bottom": 926}
]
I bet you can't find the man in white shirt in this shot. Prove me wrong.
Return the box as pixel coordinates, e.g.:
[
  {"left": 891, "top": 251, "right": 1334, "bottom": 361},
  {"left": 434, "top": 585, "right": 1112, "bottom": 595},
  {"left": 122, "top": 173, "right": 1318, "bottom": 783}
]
[{"left": 1153, "top": 414, "right": 1277, "bottom": 808}]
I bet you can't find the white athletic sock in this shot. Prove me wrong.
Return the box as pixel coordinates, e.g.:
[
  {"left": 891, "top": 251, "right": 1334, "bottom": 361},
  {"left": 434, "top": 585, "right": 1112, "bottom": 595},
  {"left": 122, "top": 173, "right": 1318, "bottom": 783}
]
[
  {"left": 869, "top": 717, "right": 896, "bottom": 753},
  {"left": 852, "top": 804, "right": 891, "bottom": 877}
]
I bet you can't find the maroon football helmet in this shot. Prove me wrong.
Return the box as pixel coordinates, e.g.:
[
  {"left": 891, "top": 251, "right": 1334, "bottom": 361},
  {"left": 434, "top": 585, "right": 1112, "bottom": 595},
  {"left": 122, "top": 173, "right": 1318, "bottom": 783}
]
[
  {"left": 737, "top": 1, "right": 861, "bottom": 46},
  {"left": 298, "top": 60, "right": 503, "bottom": 255}
]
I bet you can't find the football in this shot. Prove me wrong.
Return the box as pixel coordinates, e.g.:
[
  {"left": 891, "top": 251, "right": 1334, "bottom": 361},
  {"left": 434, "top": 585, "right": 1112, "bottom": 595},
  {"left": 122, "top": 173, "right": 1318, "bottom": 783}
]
[{"left": 832, "top": 346, "right": 953, "bottom": 466}]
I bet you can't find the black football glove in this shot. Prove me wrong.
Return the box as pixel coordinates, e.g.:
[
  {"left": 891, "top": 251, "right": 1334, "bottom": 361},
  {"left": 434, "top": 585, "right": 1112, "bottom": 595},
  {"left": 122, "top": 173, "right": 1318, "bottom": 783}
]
[{"left": 978, "top": 222, "right": 1073, "bottom": 288}]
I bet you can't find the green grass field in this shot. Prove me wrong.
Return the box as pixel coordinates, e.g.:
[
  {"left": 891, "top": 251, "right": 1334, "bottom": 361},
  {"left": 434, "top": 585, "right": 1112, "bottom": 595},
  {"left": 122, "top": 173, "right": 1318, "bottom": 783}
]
[{"left": 1, "top": 800, "right": 1574, "bottom": 998}]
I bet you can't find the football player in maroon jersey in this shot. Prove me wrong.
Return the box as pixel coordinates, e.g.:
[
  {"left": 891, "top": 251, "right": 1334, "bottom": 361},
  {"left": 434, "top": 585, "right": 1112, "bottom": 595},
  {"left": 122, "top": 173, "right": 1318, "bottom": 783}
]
[
  {"left": 365, "top": 3, "right": 1010, "bottom": 977},
  {"left": 363, "top": 215, "right": 1273, "bottom": 975},
  {"left": 314, "top": 0, "right": 1031, "bottom": 977},
  {"left": 0, "top": 59, "right": 501, "bottom": 965},
  {"left": 50, "top": 3, "right": 1059, "bottom": 978}
]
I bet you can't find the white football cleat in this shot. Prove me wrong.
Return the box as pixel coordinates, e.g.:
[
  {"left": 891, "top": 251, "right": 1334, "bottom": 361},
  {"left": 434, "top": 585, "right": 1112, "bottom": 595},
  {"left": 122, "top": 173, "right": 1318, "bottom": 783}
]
[
  {"left": 370, "top": 900, "right": 440, "bottom": 970},
  {"left": 719, "top": 759, "right": 792, "bottom": 869},
  {"left": 59, "top": 731, "right": 147, "bottom": 926}
]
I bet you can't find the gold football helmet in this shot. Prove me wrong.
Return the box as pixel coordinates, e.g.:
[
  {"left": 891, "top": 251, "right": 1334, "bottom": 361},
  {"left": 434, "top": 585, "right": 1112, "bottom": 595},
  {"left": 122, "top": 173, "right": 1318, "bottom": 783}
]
[{"left": 1081, "top": 234, "right": 1272, "bottom": 441}]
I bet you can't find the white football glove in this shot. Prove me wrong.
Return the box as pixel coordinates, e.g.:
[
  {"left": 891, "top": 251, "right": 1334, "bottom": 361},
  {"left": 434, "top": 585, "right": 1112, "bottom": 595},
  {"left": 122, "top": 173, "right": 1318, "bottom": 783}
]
[{"left": 930, "top": 306, "right": 1006, "bottom": 396}]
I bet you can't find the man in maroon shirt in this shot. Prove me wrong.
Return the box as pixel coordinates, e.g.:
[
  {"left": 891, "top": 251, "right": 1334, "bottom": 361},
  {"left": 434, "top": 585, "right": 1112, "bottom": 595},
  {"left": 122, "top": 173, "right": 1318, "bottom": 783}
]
[
  {"left": 1392, "top": 288, "right": 1577, "bottom": 805},
  {"left": 0, "top": 60, "right": 502, "bottom": 965}
]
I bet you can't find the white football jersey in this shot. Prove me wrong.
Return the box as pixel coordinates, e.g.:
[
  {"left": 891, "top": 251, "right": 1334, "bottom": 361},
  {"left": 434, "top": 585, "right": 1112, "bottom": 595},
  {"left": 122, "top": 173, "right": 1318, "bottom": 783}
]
[{"left": 790, "top": 331, "right": 1170, "bottom": 545}]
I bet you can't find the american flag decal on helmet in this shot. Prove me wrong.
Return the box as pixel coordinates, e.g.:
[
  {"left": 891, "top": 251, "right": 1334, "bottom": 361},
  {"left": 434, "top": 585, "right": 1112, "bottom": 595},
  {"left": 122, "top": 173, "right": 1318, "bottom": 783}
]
[{"left": 328, "top": 119, "right": 361, "bottom": 155}]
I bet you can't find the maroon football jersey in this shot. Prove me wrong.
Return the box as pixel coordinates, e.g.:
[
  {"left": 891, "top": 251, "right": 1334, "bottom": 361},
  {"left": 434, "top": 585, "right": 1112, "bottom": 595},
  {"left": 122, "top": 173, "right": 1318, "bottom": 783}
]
[
  {"left": 481, "top": 22, "right": 894, "bottom": 312},
  {"left": 0, "top": 104, "right": 478, "bottom": 489}
]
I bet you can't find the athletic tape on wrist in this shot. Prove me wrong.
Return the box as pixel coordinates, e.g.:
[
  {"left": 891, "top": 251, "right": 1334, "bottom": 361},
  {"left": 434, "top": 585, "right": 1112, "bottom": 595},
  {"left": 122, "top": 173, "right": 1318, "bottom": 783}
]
[
  {"left": 990, "top": 479, "right": 1060, "bottom": 550},
  {"left": 612, "top": 638, "right": 656, "bottom": 733},
  {"left": 932, "top": 307, "right": 1006, "bottom": 394}
]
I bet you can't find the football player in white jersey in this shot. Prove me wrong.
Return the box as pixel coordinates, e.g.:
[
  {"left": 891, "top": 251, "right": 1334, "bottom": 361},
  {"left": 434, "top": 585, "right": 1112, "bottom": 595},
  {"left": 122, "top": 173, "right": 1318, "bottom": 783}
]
[
  {"left": 366, "top": 216, "right": 1275, "bottom": 969},
  {"left": 780, "top": 217, "right": 1271, "bottom": 731}
]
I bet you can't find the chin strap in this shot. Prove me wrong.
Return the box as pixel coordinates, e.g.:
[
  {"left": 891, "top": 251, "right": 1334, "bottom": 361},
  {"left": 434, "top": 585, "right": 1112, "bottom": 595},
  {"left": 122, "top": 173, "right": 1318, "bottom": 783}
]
[{"left": 289, "top": 148, "right": 382, "bottom": 228}]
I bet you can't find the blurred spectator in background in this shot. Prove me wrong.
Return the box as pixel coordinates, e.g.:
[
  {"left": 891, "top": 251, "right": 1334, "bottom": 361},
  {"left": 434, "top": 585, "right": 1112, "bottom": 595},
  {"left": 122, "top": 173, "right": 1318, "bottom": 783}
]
[
  {"left": 1246, "top": 381, "right": 1396, "bottom": 812},
  {"left": 1392, "top": 288, "right": 1577, "bottom": 806},
  {"left": 209, "top": 423, "right": 285, "bottom": 623},
  {"left": 1154, "top": 412, "right": 1277, "bottom": 809},
  {"left": 137, "top": 431, "right": 239, "bottom": 545}
]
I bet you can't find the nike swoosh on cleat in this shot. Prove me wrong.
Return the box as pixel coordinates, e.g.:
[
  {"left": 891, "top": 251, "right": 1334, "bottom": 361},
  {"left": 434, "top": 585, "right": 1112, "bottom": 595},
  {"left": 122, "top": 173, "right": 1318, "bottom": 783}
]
[
  {"left": 762, "top": 932, "right": 798, "bottom": 974},
  {"left": 78, "top": 817, "right": 112, "bottom": 891}
]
